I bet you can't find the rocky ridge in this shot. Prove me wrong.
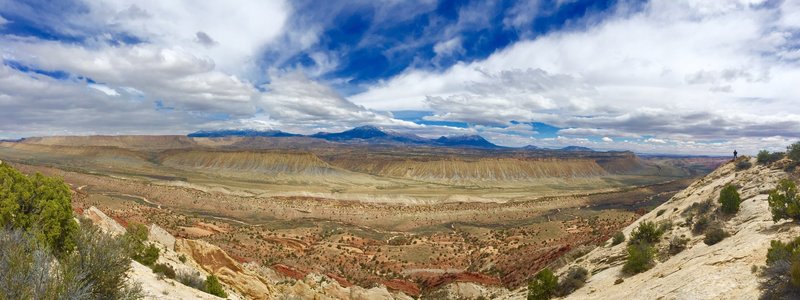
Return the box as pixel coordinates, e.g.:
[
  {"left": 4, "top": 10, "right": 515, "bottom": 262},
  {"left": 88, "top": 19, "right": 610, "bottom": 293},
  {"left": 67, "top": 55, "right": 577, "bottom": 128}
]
[{"left": 499, "top": 158, "right": 800, "bottom": 299}]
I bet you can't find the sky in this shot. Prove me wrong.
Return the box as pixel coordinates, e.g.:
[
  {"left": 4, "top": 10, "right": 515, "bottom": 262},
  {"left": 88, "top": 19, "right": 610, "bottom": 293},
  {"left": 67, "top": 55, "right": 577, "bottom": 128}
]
[{"left": 0, "top": 0, "right": 798, "bottom": 155}]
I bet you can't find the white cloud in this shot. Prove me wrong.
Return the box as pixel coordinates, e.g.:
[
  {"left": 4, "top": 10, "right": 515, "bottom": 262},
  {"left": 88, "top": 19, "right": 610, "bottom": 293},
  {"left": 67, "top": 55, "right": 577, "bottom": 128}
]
[
  {"left": 87, "top": 1, "right": 288, "bottom": 75},
  {"left": 254, "top": 72, "right": 418, "bottom": 132},
  {"left": 602, "top": 136, "right": 613, "bottom": 142},
  {"left": 2, "top": 38, "right": 258, "bottom": 115},
  {"left": 88, "top": 84, "right": 120, "bottom": 96},
  {"left": 433, "top": 37, "right": 463, "bottom": 58},
  {"left": 0, "top": 15, "right": 8, "bottom": 27},
  {"left": 350, "top": 0, "right": 800, "bottom": 153}
]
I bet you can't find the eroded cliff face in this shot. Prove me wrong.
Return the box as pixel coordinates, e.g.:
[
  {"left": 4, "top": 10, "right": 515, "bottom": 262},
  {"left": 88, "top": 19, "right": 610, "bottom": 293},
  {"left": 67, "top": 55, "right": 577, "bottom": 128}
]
[{"left": 528, "top": 158, "right": 799, "bottom": 300}]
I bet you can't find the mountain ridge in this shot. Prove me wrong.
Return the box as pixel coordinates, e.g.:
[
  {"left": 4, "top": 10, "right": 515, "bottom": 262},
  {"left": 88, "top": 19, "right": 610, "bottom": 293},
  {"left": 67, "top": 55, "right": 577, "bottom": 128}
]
[{"left": 189, "top": 126, "right": 504, "bottom": 148}]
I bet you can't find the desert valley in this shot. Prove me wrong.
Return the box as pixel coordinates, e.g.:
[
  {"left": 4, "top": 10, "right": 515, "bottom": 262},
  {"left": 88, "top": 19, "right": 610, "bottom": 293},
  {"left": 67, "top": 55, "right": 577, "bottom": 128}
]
[{"left": 0, "top": 127, "right": 726, "bottom": 298}]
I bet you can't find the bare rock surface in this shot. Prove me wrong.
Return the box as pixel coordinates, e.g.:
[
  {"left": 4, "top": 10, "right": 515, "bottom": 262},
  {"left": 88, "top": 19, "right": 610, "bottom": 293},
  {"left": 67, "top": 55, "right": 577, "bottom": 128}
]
[
  {"left": 84, "top": 206, "right": 127, "bottom": 235},
  {"left": 540, "top": 159, "right": 798, "bottom": 300}
]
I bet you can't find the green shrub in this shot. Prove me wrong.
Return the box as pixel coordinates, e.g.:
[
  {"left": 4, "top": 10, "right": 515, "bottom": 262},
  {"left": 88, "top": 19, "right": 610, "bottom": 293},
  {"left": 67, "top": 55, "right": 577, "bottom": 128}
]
[
  {"left": 788, "top": 142, "right": 800, "bottom": 162},
  {"left": 611, "top": 231, "right": 625, "bottom": 246},
  {"left": 153, "top": 263, "right": 176, "bottom": 279},
  {"left": 204, "top": 275, "right": 227, "bottom": 298},
  {"left": 668, "top": 236, "right": 689, "bottom": 255},
  {"left": 718, "top": 184, "right": 741, "bottom": 215},
  {"left": 623, "top": 242, "right": 655, "bottom": 274},
  {"left": 0, "top": 164, "right": 140, "bottom": 299},
  {"left": 703, "top": 225, "right": 728, "bottom": 245},
  {"left": 125, "top": 224, "right": 159, "bottom": 266},
  {"left": 0, "top": 163, "right": 78, "bottom": 255},
  {"left": 629, "top": 221, "right": 663, "bottom": 245},
  {"left": 758, "top": 150, "right": 785, "bottom": 164},
  {"left": 768, "top": 179, "right": 800, "bottom": 222},
  {"left": 556, "top": 266, "right": 589, "bottom": 296},
  {"left": 179, "top": 254, "right": 187, "bottom": 263},
  {"left": 527, "top": 268, "right": 558, "bottom": 300},
  {"left": 760, "top": 237, "right": 800, "bottom": 297}
]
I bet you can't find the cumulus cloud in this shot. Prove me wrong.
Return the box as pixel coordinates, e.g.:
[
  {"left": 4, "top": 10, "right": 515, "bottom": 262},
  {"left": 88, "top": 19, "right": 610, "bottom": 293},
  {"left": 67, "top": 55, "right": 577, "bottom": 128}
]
[
  {"left": 254, "top": 72, "right": 418, "bottom": 132},
  {"left": 0, "top": 63, "right": 212, "bottom": 137},
  {"left": 2, "top": 38, "right": 258, "bottom": 115},
  {"left": 350, "top": 0, "right": 800, "bottom": 153}
]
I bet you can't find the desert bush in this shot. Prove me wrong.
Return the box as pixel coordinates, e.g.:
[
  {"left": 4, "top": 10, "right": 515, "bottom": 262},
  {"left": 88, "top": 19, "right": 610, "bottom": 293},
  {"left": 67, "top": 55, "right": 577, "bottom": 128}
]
[
  {"left": 668, "top": 236, "right": 689, "bottom": 255},
  {"left": 0, "top": 163, "right": 141, "bottom": 299},
  {"left": 153, "top": 263, "right": 176, "bottom": 279},
  {"left": 0, "top": 229, "right": 78, "bottom": 299},
  {"left": 683, "top": 199, "right": 714, "bottom": 217},
  {"left": 125, "top": 223, "right": 159, "bottom": 266},
  {"left": 177, "top": 271, "right": 205, "bottom": 290},
  {"left": 204, "top": 275, "right": 228, "bottom": 298},
  {"left": 719, "top": 184, "right": 742, "bottom": 215},
  {"left": 0, "top": 163, "right": 78, "bottom": 255},
  {"left": 623, "top": 242, "right": 655, "bottom": 275},
  {"left": 703, "top": 225, "right": 728, "bottom": 245},
  {"left": 788, "top": 142, "right": 800, "bottom": 162},
  {"left": 611, "top": 231, "right": 625, "bottom": 246},
  {"left": 692, "top": 216, "right": 710, "bottom": 235},
  {"left": 769, "top": 179, "right": 800, "bottom": 222},
  {"left": 65, "top": 221, "right": 143, "bottom": 299},
  {"left": 760, "top": 237, "right": 800, "bottom": 298},
  {"left": 629, "top": 221, "right": 663, "bottom": 245},
  {"left": 736, "top": 159, "right": 752, "bottom": 170},
  {"left": 556, "top": 266, "right": 589, "bottom": 296},
  {"left": 758, "top": 150, "right": 785, "bottom": 164},
  {"left": 528, "top": 268, "right": 558, "bottom": 300},
  {"left": 0, "top": 224, "right": 143, "bottom": 300},
  {"left": 657, "top": 220, "right": 673, "bottom": 233}
]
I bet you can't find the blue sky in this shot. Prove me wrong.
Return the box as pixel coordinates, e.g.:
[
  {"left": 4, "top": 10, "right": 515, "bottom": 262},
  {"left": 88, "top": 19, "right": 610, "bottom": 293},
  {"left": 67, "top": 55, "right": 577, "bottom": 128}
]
[{"left": 0, "top": 0, "right": 799, "bottom": 154}]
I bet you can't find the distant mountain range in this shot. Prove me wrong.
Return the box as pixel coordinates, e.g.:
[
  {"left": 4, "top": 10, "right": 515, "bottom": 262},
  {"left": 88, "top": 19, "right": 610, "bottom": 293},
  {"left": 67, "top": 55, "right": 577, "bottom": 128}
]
[{"left": 188, "top": 126, "right": 594, "bottom": 151}]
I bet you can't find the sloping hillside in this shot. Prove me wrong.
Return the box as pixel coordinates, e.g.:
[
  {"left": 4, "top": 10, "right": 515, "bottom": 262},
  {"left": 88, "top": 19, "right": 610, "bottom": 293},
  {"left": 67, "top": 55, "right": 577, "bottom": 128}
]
[
  {"left": 326, "top": 157, "right": 610, "bottom": 182},
  {"left": 515, "top": 158, "right": 799, "bottom": 299}
]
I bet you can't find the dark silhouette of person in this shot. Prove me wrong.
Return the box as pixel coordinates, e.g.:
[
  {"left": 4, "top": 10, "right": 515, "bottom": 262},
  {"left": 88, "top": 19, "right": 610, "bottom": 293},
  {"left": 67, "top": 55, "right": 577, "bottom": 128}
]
[{"left": 734, "top": 150, "right": 738, "bottom": 159}]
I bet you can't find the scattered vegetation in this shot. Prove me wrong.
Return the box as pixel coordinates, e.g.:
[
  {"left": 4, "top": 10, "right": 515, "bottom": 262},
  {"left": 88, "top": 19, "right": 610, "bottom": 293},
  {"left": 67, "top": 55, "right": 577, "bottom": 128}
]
[
  {"left": 718, "top": 184, "right": 742, "bottom": 215},
  {"left": 177, "top": 271, "right": 206, "bottom": 291},
  {"left": 628, "top": 221, "right": 664, "bottom": 245},
  {"left": 691, "top": 215, "right": 710, "bottom": 235},
  {"left": 125, "top": 223, "right": 160, "bottom": 266},
  {"left": 703, "top": 225, "right": 728, "bottom": 245},
  {"left": 153, "top": 263, "right": 176, "bottom": 279},
  {"left": 623, "top": 242, "right": 655, "bottom": 275},
  {"left": 757, "top": 150, "right": 785, "bottom": 165},
  {"left": 760, "top": 237, "right": 800, "bottom": 298},
  {"left": 668, "top": 236, "right": 689, "bottom": 255},
  {"left": 527, "top": 268, "right": 558, "bottom": 300},
  {"left": 0, "top": 163, "right": 143, "bottom": 299},
  {"left": 611, "top": 231, "right": 625, "bottom": 246},
  {"left": 768, "top": 179, "right": 800, "bottom": 222},
  {"left": 736, "top": 159, "right": 752, "bottom": 170},
  {"left": 556, "top": 267, "right": 589, "bottom": 296},
  {"left": 0, "top": 221, "right": 143, "bottom": 299}
]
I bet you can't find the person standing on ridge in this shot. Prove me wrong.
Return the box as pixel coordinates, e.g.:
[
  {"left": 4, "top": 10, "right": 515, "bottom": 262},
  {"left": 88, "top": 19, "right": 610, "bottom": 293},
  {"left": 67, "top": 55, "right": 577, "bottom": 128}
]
[{"left": 734, "top": 150, "right": 738, "bottom": 159}]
